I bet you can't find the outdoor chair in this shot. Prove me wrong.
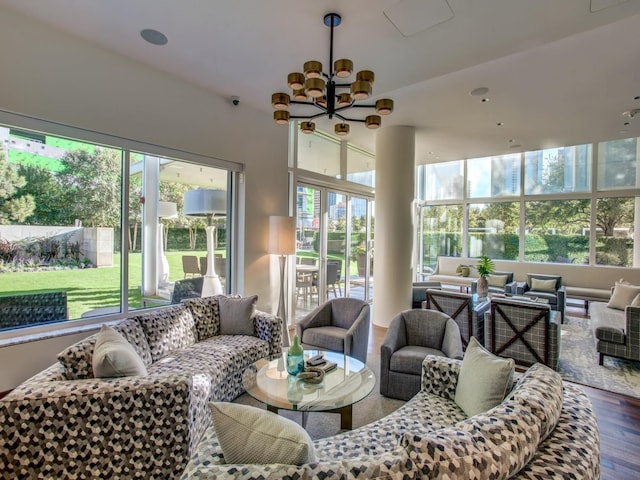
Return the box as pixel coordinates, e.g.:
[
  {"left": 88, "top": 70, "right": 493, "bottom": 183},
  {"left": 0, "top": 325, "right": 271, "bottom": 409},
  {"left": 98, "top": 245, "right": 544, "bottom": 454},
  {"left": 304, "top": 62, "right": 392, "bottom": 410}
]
[
  {"left": 380, "top": 309, "right": 463, "bottom": 400},
  {"left": 484, "top": 297, "right": 561, "bottom": 370},
  {"left": 424, "top": 288, "right": 487, "bottom": 348},
  {"left": 296, "top": 297, "right": 370, "bottom": 364},
  {"left": 171, "top": 277, "right": 205, "bottom": 303},
  {"left": 517, "top": 273, "right": 566, "bottom": 323},
  {"left": 182, "top": 255, "right": 201, "bottom": 278},
  {"left": 296, "top": 270, "right": 315, "bottom": 304}
]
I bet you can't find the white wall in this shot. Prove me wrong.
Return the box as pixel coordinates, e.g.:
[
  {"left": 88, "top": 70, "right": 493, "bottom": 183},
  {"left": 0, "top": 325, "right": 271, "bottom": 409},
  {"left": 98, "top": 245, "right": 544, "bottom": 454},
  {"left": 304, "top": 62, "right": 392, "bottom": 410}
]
[{"left": 0, "top": 8, "right": 288, "bottom": 390}]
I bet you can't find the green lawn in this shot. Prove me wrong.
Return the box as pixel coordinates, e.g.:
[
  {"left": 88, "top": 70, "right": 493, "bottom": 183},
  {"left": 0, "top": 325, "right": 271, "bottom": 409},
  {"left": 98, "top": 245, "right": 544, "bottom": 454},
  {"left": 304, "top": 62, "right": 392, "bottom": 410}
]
[{"left": 0, "top": 250, "right": 208, "bottom": 319}]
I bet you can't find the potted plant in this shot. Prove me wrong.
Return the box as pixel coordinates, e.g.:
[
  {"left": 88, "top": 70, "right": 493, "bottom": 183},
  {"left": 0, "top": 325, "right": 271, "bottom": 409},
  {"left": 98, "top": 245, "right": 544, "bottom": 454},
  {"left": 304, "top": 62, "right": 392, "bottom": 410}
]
[{"left": 475, "top": 255, "right": 495, "bottom": 297}]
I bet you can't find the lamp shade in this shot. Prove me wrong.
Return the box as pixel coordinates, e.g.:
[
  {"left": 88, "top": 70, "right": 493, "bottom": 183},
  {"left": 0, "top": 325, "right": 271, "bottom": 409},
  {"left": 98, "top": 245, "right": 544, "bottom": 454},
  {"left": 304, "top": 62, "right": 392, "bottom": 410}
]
[
  {"left": 183, "top": 189, "right": 227, "bottom": 217},
  {"left": 268, "top": 216, "right": 296, "bottom": 255},
  {"left": 158, "top": 201, "right": 178, "bottom": 219}
]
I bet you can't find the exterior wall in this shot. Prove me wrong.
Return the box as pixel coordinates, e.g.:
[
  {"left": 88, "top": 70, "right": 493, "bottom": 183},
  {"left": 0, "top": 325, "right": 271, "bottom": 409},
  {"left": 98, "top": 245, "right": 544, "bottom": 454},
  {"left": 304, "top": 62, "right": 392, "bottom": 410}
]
[{"left": 0, "top": 7, "right": 288, "bottom": 390}]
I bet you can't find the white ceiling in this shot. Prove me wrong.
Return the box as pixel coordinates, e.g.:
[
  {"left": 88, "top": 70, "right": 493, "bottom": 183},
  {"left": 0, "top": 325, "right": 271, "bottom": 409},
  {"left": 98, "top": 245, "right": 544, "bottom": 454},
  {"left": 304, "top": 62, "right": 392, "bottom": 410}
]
[{"left": 1, "top": 0, "right": 640, "bottom": 164}]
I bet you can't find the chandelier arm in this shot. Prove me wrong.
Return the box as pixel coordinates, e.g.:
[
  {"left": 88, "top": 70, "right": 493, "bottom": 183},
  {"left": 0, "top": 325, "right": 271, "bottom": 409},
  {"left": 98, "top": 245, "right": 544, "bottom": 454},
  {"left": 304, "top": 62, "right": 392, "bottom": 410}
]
[
  {"left": 334, "top": 113, "right": 367, "bottom": 123},
  {"left": 289, "top": 111, "right": 330, "bottom": 121},
  {"left": 333, "top": 104, "right": 375, "bottom": 113}
]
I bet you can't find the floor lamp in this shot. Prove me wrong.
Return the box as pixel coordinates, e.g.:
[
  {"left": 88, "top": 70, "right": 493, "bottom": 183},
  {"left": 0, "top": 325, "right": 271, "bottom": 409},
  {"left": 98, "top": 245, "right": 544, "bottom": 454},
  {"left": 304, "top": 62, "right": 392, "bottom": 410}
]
[
  {"left": 268, "top": 216, "right": 296, "bottom": 347},
  {"left": 183, "top": 189, "right": 227, "bottom": 297}
]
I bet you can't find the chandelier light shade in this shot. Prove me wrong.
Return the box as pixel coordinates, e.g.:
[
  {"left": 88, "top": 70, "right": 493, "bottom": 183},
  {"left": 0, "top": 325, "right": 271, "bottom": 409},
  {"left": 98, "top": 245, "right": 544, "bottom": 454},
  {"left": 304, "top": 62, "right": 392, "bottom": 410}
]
[
  {"left": 335, "top": 123, "right": 350, "bottom": 136},
  {"left": 271, "top": 12, "right": 393, "bottom": 136}
]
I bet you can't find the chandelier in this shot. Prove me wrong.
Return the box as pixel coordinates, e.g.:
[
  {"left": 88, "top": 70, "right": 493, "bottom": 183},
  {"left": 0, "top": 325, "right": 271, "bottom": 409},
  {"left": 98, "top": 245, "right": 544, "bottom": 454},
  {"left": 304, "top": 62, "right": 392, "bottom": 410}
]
[{"left": 271, "top": 13, "right": 393, "bottom": 136}]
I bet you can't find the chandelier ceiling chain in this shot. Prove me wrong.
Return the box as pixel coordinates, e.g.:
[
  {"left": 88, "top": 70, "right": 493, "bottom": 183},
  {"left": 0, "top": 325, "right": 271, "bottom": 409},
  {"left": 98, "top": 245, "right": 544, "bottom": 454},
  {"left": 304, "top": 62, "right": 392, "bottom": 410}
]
[{"left": 272, "top": 12, "right": 393, "bottom": 136}]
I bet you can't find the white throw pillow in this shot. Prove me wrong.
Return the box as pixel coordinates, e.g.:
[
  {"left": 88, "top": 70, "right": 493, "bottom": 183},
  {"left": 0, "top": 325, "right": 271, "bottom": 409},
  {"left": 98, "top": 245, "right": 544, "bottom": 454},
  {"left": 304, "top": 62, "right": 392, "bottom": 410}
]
[
  {"left": 607, "top": 282, "right": 640, "bottom": 310},
  {"left": 209, "top": 402, "right": 317, "bottom": 465},
  {"left": 454, "top": 337, "right": 515, "bottom": 417},
  {"left": 92, "top": 324, "right": 148, "bottom": 378},
  {"left": 530, "top": 278, "right": 557, "bottom": 293}
]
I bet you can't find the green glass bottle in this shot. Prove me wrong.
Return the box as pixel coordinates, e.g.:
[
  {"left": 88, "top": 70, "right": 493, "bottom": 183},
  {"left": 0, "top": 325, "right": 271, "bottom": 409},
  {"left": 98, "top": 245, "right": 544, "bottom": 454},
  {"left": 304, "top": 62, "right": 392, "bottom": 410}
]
[{"left": 286, "top": 335, "right": 305, "bottom": 376}]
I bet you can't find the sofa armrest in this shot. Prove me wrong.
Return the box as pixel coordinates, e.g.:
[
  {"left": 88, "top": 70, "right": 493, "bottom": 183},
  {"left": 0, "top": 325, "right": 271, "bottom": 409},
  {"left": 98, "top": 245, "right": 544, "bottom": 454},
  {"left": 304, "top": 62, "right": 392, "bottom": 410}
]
[
  {"left": 626, "top": 305, "right": 640, "bottom": 344},
  {"left": 254, "top": 309, "right": 283, "bottom": 356},
  {"left": 1, "top": 372, "right": 204, "bottom": 479},
  {"left": 516, "top": 281, "right": 529, "bottom": 295},
  {"left": 505, "top": 280, "right": 517, "bottom": 294},
  {"left": 421, "top": 355, "right": 461, "bottom": 401}
]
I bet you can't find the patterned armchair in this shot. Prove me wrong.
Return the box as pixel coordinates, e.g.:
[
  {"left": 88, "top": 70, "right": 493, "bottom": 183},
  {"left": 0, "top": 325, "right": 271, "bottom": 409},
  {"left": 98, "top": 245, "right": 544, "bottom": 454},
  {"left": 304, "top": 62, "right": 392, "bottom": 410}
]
[
  {"left": 424, "top": 288, "right": 489, "bottom": 348},
  {"left": 484, "top": 297, "right": 561, "bottom": 370}
]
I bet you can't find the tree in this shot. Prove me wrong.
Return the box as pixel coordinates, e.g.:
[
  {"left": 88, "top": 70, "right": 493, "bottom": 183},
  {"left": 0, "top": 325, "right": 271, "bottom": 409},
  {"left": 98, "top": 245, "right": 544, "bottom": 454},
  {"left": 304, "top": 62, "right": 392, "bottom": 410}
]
[
  {"left": 596, "top": 197, "right": 634, "bottom": 237},
  {"left": 55, "top": 147, "right": 122, "bottom": 227},
  {"left": 0, "top": 151, "right": 35, "bottom": 223},
  {"left": 16, "top": 165, "right": 68, "bottom": 225}
]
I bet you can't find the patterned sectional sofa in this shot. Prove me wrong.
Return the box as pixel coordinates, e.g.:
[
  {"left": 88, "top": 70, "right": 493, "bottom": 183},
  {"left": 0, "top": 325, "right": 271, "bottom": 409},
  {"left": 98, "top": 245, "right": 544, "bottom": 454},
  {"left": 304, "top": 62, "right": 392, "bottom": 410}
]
[
  {"left": 182, "top": 356, "right": 600, "bottom": 480},
  {"left": 0, "top": 295, "right": 282, "bottom": 479}
]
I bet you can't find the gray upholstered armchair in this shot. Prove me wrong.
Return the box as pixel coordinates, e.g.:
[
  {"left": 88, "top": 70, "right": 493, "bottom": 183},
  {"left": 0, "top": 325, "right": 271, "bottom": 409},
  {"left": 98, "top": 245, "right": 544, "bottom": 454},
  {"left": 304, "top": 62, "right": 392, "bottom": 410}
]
[
  {"left": 380, "top": 309, "right": 463, "bottom": 400},
  {"left": 517, "top": 273, "right": 566, "bottom": 323},
  {"left": 296, "top": 298, "right": 370, "bottom": 363},
  {"left": 470, "top": 270, "right": 516, "bottom": 295}
]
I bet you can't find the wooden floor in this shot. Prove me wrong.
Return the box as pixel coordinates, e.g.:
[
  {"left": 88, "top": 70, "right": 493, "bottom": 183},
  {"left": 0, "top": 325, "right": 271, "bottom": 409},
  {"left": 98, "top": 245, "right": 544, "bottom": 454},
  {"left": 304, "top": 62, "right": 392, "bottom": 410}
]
[{"left": 366, "top": 305, "right": 640, "bottom": 480}]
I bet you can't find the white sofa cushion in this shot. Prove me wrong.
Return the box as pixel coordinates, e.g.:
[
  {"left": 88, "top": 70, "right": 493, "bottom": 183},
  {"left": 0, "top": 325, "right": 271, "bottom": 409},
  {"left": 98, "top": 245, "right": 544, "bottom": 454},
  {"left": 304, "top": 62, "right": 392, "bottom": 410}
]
[
  {"left": 92, "top": 324, "right": 147, "bottom": 378},
  {"left": 455, "top": 337, "right": 514, "bottom": 416},
  {"left": 210, "top": 402, "right": 317, "bottom": 465}
]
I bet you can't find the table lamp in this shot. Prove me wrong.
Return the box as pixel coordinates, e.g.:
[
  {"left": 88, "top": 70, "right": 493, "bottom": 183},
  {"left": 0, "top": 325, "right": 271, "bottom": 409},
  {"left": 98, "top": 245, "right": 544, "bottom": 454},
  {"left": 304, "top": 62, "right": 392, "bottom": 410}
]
[
  {"left": 268, "top": 215, "right": 296, "bottom": 346},
  {"left": 183, "top": 189, "right": 227, "bottom": 297}
]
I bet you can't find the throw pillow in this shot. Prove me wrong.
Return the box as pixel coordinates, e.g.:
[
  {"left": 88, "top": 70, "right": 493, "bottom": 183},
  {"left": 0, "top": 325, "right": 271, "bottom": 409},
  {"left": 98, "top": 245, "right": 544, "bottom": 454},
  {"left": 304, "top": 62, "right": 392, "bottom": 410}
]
[
  {"left": 209, "top": 402, "right": 317, "bottom": 465},
  {"left": 607, "top": 282, "right": 640, "bottom": 310},
  {"left": 456, "top": 265, "right": 470, "bottom": 277},
  {"left": 218, "top": 295, "right": 258, "bottom": 336},
  {"left": 633, "top": 293, "right": 640, "bottom": 307},
  {"left": 454, "top": 337, "right": 515, "bottom": 417},
  {"left": 92, "top": 324, "right": 148, "bottom": 378},
  {"left": 488, "top": 274, "right": 508, "bottom": 288},
  {"left": 530, "top": 278, "right": 557, "bottom": 293}
]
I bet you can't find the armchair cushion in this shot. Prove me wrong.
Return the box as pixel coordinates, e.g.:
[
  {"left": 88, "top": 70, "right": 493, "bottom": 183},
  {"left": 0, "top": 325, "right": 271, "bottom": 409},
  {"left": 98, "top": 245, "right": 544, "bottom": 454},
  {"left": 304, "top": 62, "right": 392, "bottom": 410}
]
[
  {"left": 301, "top": 326, "right": 346, "bottom": 352},
  {"left": 209, "top": 402, "right": 317, "bottom": 465},
  {"left": 455, "top": 337, "right": 515, "bottom": 417},
  {"left": 92, "top": 324, "right": 148, "bottom": 378},
  {"left": 488, "top": 274, "right": 509, "bottom": 288},
  {"left": 531, "top": 278, "right": 558, "bottom": 293},
  {"left": 218, "top": 294, "right": 258, "bottom": 336},
  {"left": 390, "top": 346, "right": 443, "bottom": 374}
]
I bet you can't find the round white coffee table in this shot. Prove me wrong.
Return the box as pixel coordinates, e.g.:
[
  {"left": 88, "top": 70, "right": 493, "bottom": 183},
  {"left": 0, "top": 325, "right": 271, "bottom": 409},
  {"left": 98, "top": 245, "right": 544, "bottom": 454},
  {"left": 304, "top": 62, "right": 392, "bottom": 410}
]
[{"left": 242, "top": 350, "right": 375, "bottom": 430}]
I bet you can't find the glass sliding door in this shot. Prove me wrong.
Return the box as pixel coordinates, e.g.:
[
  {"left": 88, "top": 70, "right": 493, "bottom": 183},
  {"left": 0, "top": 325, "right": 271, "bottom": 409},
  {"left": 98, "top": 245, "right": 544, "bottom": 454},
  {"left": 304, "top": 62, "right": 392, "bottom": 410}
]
[{"left": 294, "top": 183, "right": 374, "bottom": 321}]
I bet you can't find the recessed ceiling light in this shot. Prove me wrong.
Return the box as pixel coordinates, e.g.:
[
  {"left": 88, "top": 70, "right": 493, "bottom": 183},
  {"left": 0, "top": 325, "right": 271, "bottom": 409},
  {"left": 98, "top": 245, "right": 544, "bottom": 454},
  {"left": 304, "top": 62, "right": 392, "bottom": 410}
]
[
  {"left": 481, "top": 98, "right": 489, "bottom": 103},
  {"left": 634, "top": 95, "right": 640, "bottom": 100},
  {"left": 141, "top": 29, "right": 168, "bottom": 46},
  {"left": 470, "top": 87, "right": 489, "bottom": 96},
  {"left": 508, "top": 139, "right": 515, "bottom": 143},
  {"left": 497, "top": 122, "right": 504, "bottom": 126}
]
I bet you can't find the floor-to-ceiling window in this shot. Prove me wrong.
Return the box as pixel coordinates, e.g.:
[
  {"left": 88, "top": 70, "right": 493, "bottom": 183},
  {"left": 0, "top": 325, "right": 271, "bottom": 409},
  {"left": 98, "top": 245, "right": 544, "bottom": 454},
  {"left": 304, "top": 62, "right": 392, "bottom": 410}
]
[
  {"left": 0, "top": 116, "right": 238, "bottom": 336},
  {"left": 416, "top": 138, "right": 640, "bottom": 274}
]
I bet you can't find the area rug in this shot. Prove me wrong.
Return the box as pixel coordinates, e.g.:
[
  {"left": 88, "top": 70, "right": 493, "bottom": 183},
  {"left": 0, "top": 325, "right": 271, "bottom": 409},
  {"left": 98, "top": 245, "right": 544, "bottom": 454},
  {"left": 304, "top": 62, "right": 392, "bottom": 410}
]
[
  {"left": 234, "top": 353, "right": 404, "bottom": 440},
  {"left": 559, "top": 316, "right": 640, "bottom": 398}
]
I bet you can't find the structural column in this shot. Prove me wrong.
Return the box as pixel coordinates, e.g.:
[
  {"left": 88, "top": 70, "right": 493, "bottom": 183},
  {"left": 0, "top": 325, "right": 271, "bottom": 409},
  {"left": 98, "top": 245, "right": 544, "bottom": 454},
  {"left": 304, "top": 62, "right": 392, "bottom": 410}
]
[
  {"left": 142, "top": 157, "right": 160, "bottom": 296},
  {"left": 373, "top": 126, "right": 415, "bottom": 328}
]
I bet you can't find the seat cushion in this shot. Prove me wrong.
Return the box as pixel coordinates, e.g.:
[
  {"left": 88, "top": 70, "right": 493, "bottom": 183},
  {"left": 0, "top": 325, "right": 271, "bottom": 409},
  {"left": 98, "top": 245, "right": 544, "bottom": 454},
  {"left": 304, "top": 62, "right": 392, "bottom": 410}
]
[
  {"left": 301, "top": 326, "right": 346, "bottom": 352},
  {"left": 524, "top": 291, "right": 557, "bottom": 305},
  {"left": 147, "top": 335, "right": 269, "bottom": 389},
  {"left": 390, "top": 345, "right": 443, "bottom": 375}
]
